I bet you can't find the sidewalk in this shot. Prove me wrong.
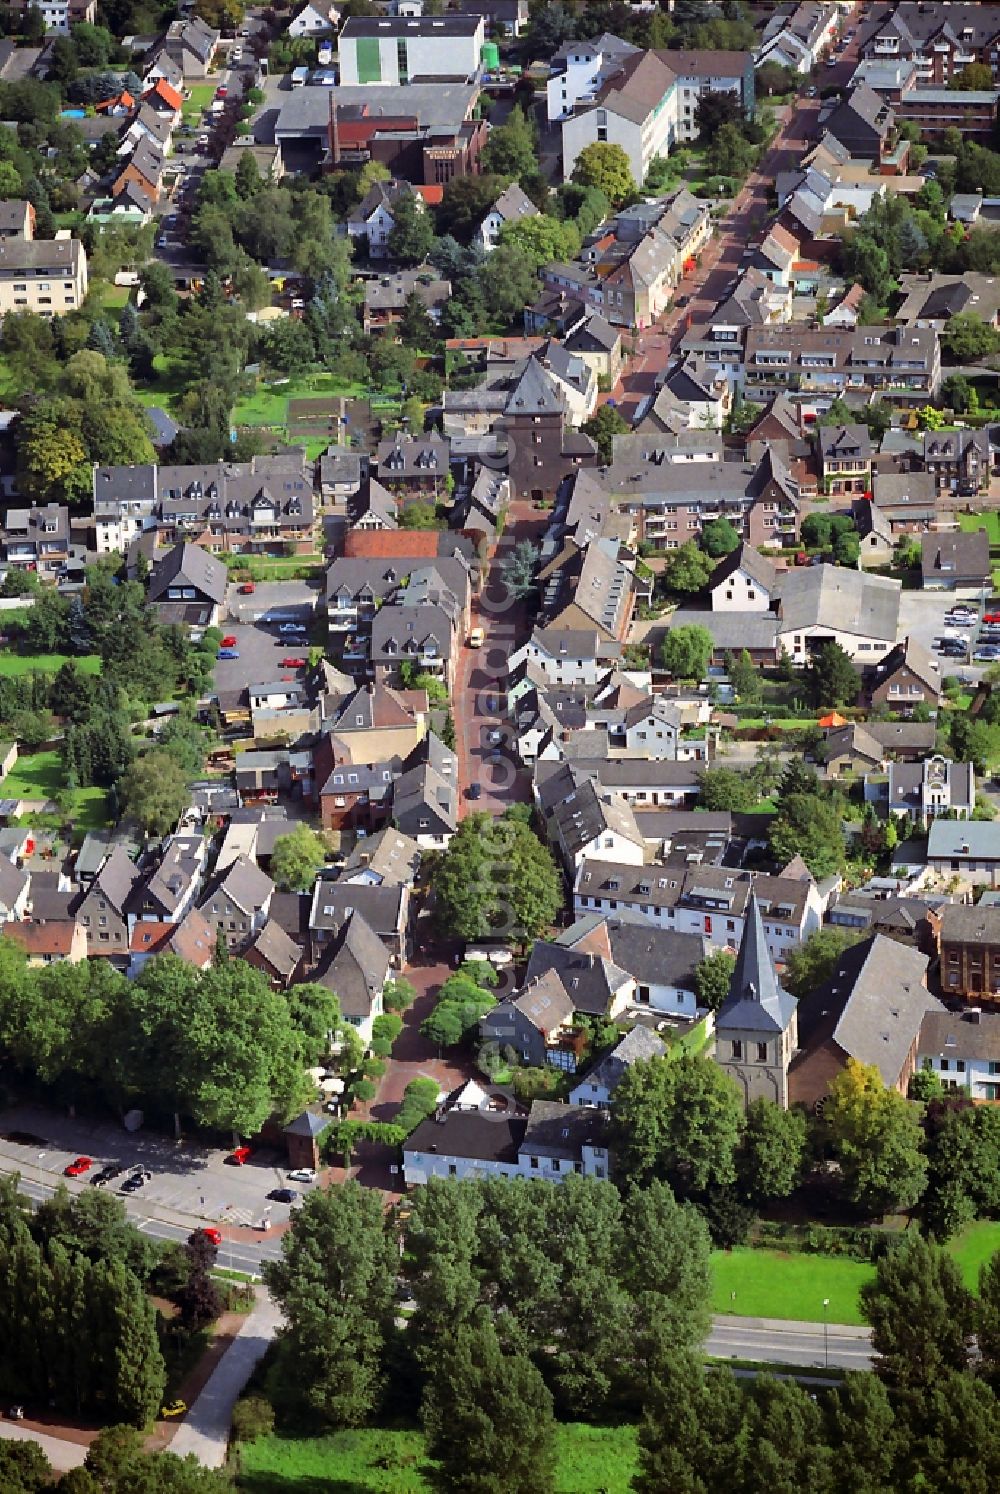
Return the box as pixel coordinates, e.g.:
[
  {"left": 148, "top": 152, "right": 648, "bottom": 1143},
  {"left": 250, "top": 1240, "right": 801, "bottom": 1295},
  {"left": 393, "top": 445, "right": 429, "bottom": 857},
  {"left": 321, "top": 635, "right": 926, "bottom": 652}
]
[{"left": 168, "top": 1288, "right": 283, "bottom": 1469}]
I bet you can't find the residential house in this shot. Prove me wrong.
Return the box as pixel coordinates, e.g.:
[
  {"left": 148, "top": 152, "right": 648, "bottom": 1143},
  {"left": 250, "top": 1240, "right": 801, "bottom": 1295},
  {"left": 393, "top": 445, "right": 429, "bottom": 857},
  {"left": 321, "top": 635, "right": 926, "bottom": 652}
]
[
  {"left": 72, "top": 847, "right": 142, "bottom": 958},
  {"left": 127, "top": 907, "right": 215, "bottom": 975},
  {"left": 774, "top": 564, "right": 901, "bottom": 664},
  {"left": 824, "top": 84, "right": 901, "bottom": 167},
  {"left": 402, "top": 1097, "right": 610, "bottom": 1185},
  {"left": 161, "top": 17, "right": 220, "bottom": 77},
  {"left": 742, "top": 323, "right": 940, "bottom": 407},
  {"left": 567, "top": 1025, "right": 667, "bottom": 1109},
  {"left": 883, "top": 754, "right": 974, "bottom": 826},
  {"left": 709, "top": 544, "right": 779, "bottom": 613},
  {"left": 147, "top": 542, "right": 227, "bottom": 629},
  {"left": 546, "top": 32, "right": 641, "bottom": 123},
  {"left": 6, "top": 0, "right": 94, "bottom": 33},
  {"left": 308, "top": 873, "right": 411, "bottom": 967},
  {"left": 198, "top": 855, "right": 274, "bottom": 952},
  {"left": 346, "top": 180, "right": 423, "bottom": 260},
  {"left": 456, "top": 0, "right": 528, "bottom": 38},
  {"left": 609, "top": 447, "right": 800, "bottom": 552},
  {"left": 558, "top": 912, "right": 706, "bottom": 1018},
  {"left": 508, "top": 626, "right": 623, "bottom": 687},
  {"left": 131, "top": 835, "right": 206, "bottom": 925},
  {"left": 895, "top": 272, "right": 1000, "bottom": 331},
  {"left": 337, "top": 13, "right": 485, "bottom": 87},
  {"left": 375, "top": 432, "right": 451, "bottom": 499},
  {"left": 572, "top": 863, "right": 827, "bottom": 964},
  {"left": 313, "top": 909, "right": 388, "bottom": 1044},
  {"left": 0, "top": 201, "right": 34, "bottom": 240},
  {"left": 288, "top": 3, "right": 340, "bottom": 37},
  {"left": 362, "top": 269, "right": 451, "bottom": 334},
  {"left": 923, "top": 429, "right": 991, "bottom": 494},
  {"left": 818, "top": 423, "right": 873, "bottom": 497},
  {"left": 853, "top": 496, "right": 896, "bottom": 568},
  {"left": 391, "top": 748, "right": 458, "bottom": 848},
  {"left": 937, "top": 902, "right": 1000, "bottom": 1000},
  {"left": 368, "top": 588, "right": 458, "bottom": 691},
  {"left": 0, "top": 855, "right": 29, "bottom": 923},
  {"left": 2, "top": 504, "right": 69, "bottom": 581},
  {"left": 5, "top": 918, "right": 87, "bottom": 965},
  {"left": 119, "top": 103, "right": 173, "bottom": 159},
  {"left": 112, "top": 141, "right": 165, "bottom": 206},
  {"left": 481, "top": 970, "right": 578, "bottom": 1071},
  {"left": 869, "top": 470, "right": 940, "bottom": 530},
  {"left": 920, "top": 529, "right": 991, "bottom": 591},
  {"left": 918, "top": 1007, "right": 1000, "bottom": 1101},
  {"left": 538, "top": 539, "right": 636, "bottom": 644},
  {"left": 142, "top": 78, "right": 184, "bottom": 121},
  {"left": 862, "top": 5, "right": 1000, "bottom": 87},
  {"left": 477, "top": 180, "right": 539, "bottom": 252},
  {"left": 544, "top": 778, "right": 646, "bottom": 873},
  {"left": 869, "top": 636, "right": 941, "bottom": 714},
  {"left": 323, "top": 681, "right": 425, "bottom": 763},
  {"left": 0, "top": 232, "right": 88, "bottom": 318},
  {"left": 789, "top": 935, "right": 939, "bottom": 1106},
  {"left": 715, "top": 892, "right": 799, "bottom": 1109},
  {"left": 757, "top": 0, "right": 840, "bottom": 74}
]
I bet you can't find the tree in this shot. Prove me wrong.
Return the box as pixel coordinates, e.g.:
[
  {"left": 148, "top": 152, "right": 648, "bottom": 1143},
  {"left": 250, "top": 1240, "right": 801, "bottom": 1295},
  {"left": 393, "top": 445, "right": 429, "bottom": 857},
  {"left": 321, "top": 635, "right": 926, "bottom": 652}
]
[
  {"left": 430, "top": 814, "right": 562, "bottom": 944},
  {"left": 581, "top": 402, "right": 628, "bottom": 462},
  {"left": 693, "top": 949, "right": 736, "bottom": 1013},
  {"left": 736, "top": 1099, "right": 806, "bottom": 1204},
  {"left": 920, "top": 1105, "right": 1000, "bottom": 1241},
  {"left": 808, "top": 640, "right": 860, "bottom": 707},
  {"left": 480, "top": 240, "right": 539, "bottom": 322},
  {"left": 571, "top": 142, "right": 637, "bottom": 208},
  {"left": 697, "top": 765, "right": 759, "bottom": 812},
  {"left": 383, "top": 977, "right": 417, "bottom": 1014},
  {"left": 860, "top": 1231, "right": 975, "bottom": 1388},
  {"left": 264, "top": 1182, "right": 397, "bottom": 1427},
  {"left": 421, "top": 1317, "right": 556, "bottom": 1494},
  {"left": 611, "top": 1053, "right": 744, "bottom": 1196},
  {"left": 270, "top": 825, "right": 327, "bottom": 892},
  {"left": 480, "top": 107, "right": 537, "bottom": 180},
  {"left": 826, "top": 1058, "right": 928, "bottom": 1216},
  {"left": 387, "top": 194, "right": 434, "bottom": 264},
  {"left": 499, "top": 213, "right": 580, "bottom": 268},
  {"left": 950, "top": 713, "right": 994, "bottom": 774},
  {"left": 941, "top": 311, "right": 1000, "bottom": 362},
  {"left": 499, "top": 537, "right": 537, "bottom": 599},
  {"left": 695, "top": 89, "right": 743, "bottom": 140},
  {"left": 118, "top": 750, "right": 187, "bottom": 837},
  {"left": 707, "top": 122, "right": 755, "bottom": 179},
  {"left": 941, "top": 372, "right": 973, "bottom": 413},
  {"left": 660, "top": 624, "right": 713, "bottom": 682},
  {"left": 951, "top": 62, "right": 994, "bottom": 90},
  {"left": 701, "top": 516, "right": 741, "bottom": 558},
  {"left": 436, "top": 174, "right": 511, "bottom": 243},
  {"left": 234, "top": 151, "right": 262, "bottom": 201},
  {"left": 659, "top": 540, "right": 714, "bottom": 595},
  {"left": 784, "top": 927, "right": 862, "bottom": 996},
  {"left": 726, "top": 648, "right": 761, "bottom": 705},
  {"left": 769, "top": 791, "right": 846, "bottom": 879}
]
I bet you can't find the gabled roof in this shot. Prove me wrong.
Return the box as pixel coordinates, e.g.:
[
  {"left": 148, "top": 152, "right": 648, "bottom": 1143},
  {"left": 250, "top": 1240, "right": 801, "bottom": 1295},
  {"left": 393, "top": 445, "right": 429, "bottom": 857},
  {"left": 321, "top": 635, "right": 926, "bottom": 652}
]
[
  {"left": 314, "top": 909, "right": 390, "bottom": 1017},
  {"left": 716, "top": 891, "right": 797, "bottom": 1035},
  {"left": 503, "top": 356, "right": 563, "bottom": 417},
  {"left": 248, "top": 918, "right": 301, "bottom": 979},
  {"left": 83, "top": 846, "right": 141, "bottom": 915},
  {"left": 577, "top": 1025, "right": 667, "bottom": 1096},
  {"left": 200, "top": 855, "right": 273, "bottom": 916},
  {"left": 710, "top": 542, "right": 778, "bottom": 595},
  {"left": 147, "top": 541, "right": 227, "bottom": 605}
]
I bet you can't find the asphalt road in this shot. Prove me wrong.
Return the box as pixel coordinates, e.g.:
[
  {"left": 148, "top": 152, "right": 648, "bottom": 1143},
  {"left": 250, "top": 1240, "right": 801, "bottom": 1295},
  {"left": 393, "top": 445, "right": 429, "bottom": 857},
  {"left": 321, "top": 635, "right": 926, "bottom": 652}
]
[{"left": 707, "top": 1314, "right": 873, "bottom": 1372}]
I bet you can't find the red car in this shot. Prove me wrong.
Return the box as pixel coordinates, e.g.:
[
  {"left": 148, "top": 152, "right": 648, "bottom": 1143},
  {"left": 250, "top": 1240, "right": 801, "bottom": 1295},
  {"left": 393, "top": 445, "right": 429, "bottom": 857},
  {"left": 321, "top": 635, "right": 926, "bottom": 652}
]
[
  {"left": 221, "top": 634, "right": 237, "bottom": 647},
  {"left": 239, "top": 582, "right": 255, "bottom": 594},
  {"left": 64, "top": 1156, "right": 93, "bottom": 1177},
  {"left": 280, "top": 657, "right": 307, "bottom": 668},
  {"left": 199, "top": 1227, "right": 223, "bottom": 1246},
  {"left": 227, "top": 1146, "right": 252, "bottom": 1166},
  {"left": 215, "top": 85, "right": 228, "bottom": 98},
  {"left": 985, "top": 614, "right": 1000, "bottom": 624}
]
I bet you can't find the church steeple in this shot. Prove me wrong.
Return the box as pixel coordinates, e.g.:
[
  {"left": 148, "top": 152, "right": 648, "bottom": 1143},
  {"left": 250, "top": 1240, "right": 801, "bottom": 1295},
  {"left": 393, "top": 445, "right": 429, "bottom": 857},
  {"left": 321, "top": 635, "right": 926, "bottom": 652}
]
[{"left": 718, "top": 889, "right": 796, "bottom": 1034}]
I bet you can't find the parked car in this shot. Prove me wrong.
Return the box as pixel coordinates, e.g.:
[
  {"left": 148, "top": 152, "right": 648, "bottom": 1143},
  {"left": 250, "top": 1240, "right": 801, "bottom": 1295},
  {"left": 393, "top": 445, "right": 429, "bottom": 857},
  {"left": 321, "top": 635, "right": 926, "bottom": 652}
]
[
  {"left": 278, "top": 623, "right": 307, "bottom": 636},
  {"left": 467, "top": 782, "right": 483, "bottom": 800},
  {"left": 120, "top": 1169, "right": 151, "bottom": 1194},
  {"left": 239, "top": 582, "right": 255, "bottom": 594},
  {"left": 227, "top": 1145, "right": 253, "bottom": 1165},
  {"left": 267, "top": 1188, "right": 297, "bottom": 1203},
  {"left": 221, "top": 634, "right": 237, "bottom": 646},
  {"left": 280, "top": 656, "right": 308, "bottom": 667},
  {"left": 286, "top": 1167, "right": 315, "bottom": 1183},
  {"left": 974, "top": 645, "right": 1000, "bottom": 660},
  {"left": 161, "top": 1401, "right": 187, "bottom": 1419},
  {"left": 467, "top": 626, "right": 485, "bottom": 648},
  {"left": 64, "top": 1156, "right": 93, "bottom": 1177},
  {"left": 197, "top": 1227, "right": 223, "bottom": 1246},
  {"left": 217, "top": 648, "right": 240, "bottom": 660},
  {"left": 91, "top": 1163, "right": 122, "bottom": 1188},
  {"left": 7, "top": 1406, "right": 24, "bottom": 1420}
]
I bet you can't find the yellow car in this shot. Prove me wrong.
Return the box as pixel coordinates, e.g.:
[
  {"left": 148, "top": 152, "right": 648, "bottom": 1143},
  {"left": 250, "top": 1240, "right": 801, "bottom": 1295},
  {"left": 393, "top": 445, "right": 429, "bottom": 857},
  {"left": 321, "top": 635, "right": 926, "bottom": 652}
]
[
  {"left": 161, "top": 1400, "right": 188, "bottom": 1419},
  {"left": 467, "top": 626, "right": 485, "bottom": 648}
]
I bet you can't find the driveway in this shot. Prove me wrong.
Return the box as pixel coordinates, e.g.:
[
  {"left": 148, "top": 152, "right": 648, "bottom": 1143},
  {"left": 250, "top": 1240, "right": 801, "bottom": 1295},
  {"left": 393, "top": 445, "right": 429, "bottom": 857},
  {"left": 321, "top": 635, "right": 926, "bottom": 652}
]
[
  {"left": 225, "top": 580, "right": 319, "bottom": 625},
  {"left": 897, "top": 590, "right": 987, "bottom": 682}
]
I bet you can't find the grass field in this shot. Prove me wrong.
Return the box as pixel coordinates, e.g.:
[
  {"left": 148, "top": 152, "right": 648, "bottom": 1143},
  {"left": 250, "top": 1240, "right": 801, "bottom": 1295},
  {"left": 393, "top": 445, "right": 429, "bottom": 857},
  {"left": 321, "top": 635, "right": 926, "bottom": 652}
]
[
  {"left": 711, "top": 1248, "right": 873, "bottom": 1326},
  {"left": 232, "top": 374, "right": 368, "bottom": 429},
  {"left": 0, "top": 652, "right": 101, "bottom": 678},
  {"left": 1, "top": 749, "right": 109, "bottom": 830},
  {"left": 949, "top": 1221, "right": 1000, "bottom": 1291},
  {"left": 182, "top": 82, "right": 216, "bottom": 125},
  {"left": 238, "top": 1424, "right": 639, "bottom": 1494}
]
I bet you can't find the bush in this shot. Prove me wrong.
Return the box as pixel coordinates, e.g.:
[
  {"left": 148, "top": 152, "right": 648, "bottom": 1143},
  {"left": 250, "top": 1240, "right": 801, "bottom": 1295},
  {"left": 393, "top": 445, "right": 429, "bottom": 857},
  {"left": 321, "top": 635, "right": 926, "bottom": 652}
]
[
  {"left": 753, "top": 1220, "right": 892, "bottom": 1262},
  {"left": 231, "top": 1395, "right": 275, "bottom": 1443},
  {"left": 395, "top": 1075, "right": 441, "bottom": 1134},
  {"left": 511, "top": 1067, "right": 563, "bottom": 1103}
]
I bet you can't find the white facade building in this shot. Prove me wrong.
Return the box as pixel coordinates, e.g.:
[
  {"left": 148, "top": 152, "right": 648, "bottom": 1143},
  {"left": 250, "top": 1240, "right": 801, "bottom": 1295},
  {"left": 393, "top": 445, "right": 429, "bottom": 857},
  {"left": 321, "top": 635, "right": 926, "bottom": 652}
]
[{"left": 338, "top": 14, "right": 484, "bottom": 86}]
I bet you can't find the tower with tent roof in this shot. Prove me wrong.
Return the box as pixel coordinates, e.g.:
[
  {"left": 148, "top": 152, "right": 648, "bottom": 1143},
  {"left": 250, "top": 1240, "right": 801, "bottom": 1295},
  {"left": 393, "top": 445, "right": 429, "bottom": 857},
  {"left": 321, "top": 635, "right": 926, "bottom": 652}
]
[{"left": 715, "top": 888, "right": 798, "bottom": 1109}]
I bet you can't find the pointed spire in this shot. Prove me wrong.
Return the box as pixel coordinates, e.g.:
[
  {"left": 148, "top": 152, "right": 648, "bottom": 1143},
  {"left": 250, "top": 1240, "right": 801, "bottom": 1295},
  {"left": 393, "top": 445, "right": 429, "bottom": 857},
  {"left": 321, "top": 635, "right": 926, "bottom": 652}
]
[{"left": 717, "top": 889, "right": 795, "bottom": 1034}]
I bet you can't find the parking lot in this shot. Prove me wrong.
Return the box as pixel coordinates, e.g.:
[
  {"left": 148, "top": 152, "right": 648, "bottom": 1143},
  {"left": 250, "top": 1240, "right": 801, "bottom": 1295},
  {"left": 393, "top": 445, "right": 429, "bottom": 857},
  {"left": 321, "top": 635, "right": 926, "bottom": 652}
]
[
  {"left": 213, "top": 620, "right": 309, "bottom": 695},
  {"left": 897, "top": 591, "right": 988, "bottom": 682},
  {"left": 0, "top": 1102, "right": 313, "bottom": 1235}
]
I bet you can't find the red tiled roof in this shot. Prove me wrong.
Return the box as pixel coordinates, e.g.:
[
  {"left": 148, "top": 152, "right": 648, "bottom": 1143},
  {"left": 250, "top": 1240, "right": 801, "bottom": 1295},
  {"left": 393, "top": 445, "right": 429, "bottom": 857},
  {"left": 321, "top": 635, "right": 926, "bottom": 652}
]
[
  {"left": 414, "top": 185, "right": 444, "bottom": 206},
  {"left": 129, "top": 921, "right": 173, "bottom": 954},
  {"left": 5, "top": 921, "right": 77, "bottom": 956},
  {"left": 344, "top": 530, "right": 444, "bottom": 559},
  {"left": 96, "top": 91, "right": 135, "bottom": 112},
  {"left": 150, "top": 79, "right": 183, "bottom": 110}
]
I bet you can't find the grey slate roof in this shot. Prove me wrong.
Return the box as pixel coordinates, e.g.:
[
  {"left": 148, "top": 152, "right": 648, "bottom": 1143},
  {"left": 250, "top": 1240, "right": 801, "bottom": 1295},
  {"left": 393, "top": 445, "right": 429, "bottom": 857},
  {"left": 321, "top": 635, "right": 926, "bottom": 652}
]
[
  {"left": 716, "top": 891, "right": 797, "bottom": 1035},
  {"left": 520, "top": 1099, "right": 607, "bottom": 1160},
  {"left": 576, "top": 1025, "right": 667, "bottom": 1096},
  {"left": 147, "top": 542, "right": 227, "bottom": 606},
  {"left": 315, "top": 909, "right": 390, "bottom": 1018}
]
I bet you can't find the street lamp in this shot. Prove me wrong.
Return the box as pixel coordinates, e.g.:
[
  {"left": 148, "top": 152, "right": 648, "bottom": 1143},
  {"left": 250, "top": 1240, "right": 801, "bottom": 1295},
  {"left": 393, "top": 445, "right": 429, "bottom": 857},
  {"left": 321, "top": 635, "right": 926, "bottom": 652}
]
[{"left": 823, "top": 1297, "right": 830, "bottom": 1369}]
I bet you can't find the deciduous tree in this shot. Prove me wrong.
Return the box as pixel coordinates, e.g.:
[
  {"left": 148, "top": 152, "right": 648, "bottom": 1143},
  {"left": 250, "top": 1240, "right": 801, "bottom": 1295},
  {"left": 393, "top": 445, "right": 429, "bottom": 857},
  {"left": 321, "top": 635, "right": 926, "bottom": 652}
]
[
  {"left": 571, "top": 141, "right": 637, "bottom": 206},
  {"left": 270, "top": 824, "right": 327, "bottom": 892},
  {"left": 611, "top": 1053, "right": 744, "bottom": 1196},
  {"left": 825, "top": 1058, "right": 928, "bottom": 1216},
  {"left": 660, "top": 623, "right": 713, "bottom": 681}
]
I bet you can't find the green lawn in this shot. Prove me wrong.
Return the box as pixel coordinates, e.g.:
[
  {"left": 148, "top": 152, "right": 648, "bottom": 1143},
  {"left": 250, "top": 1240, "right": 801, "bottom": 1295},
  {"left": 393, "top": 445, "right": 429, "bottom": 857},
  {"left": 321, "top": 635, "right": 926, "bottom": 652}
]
[
  {"left": 182, "top": 82, "right": 216, "bottom": 126},
  {"left": 0, "top": 652, "right": 101, "bottom": 678},
  {"left": 711, "top": 1248, "right": 873, "bottom": 1326},
  {"left": 1, "top": 749, "right": 110, "bottom": 830},
  {"left": 959, "top": 511, "right": 1000, "bottom": 545},
  {"left": 238, "top": 1424, "right": 639, "bottom": 1494},
  {"left": 232, "top": 374, "right": 368, "bottom": 430},
  {"left": 134, "top": 354, "right": 190, "bottom": 417},
  {"left": 949, "top": 1221, "right": 1000, "bottom": 1291}
]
